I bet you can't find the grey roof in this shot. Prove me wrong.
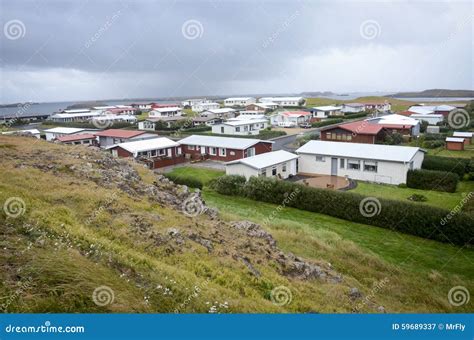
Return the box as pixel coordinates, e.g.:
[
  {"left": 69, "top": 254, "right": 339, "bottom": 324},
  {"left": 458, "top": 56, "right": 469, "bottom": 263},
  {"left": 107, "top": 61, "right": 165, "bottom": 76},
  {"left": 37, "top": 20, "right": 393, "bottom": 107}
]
[
  {"left": 179, "top": 135, "right": 273, "bottom": 150},
  {"left": 296, "top": 140, "right": 423, "bottom": 163}
]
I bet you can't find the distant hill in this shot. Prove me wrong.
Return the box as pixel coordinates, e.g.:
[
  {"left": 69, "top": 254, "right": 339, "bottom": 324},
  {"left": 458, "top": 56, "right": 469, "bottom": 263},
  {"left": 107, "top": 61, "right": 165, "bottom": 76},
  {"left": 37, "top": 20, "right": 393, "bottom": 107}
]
[
  {"left": 66, "top": 101, "right": 109, "bottom": 109},
  {"left": 389, "top": 89, "right": 474, "bottom": 98}
]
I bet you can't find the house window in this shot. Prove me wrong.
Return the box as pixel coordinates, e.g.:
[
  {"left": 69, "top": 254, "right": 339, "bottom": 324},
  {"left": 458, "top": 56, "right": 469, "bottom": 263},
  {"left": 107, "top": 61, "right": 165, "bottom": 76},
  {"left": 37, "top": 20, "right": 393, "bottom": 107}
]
[
  {"left": 340, "top": 159, "right": 345, "bottom": 168},
  {"left": 272, "top": 166, "right": 277, "bottom": 176},
  {"left": 176, "top": 147, "right": 182, "bottom": 155},
  {"left": 219, "top": 148, "right": 226, "bottom": 156},
  {"left": 348, "top": 159, "right": 360, "bottom": 170},
  {"left": 331, "top": 133, "right": 336, "bottom": 140},
  {"left": 221, "top": 127, "right": 224, "bottom": 133},
  {"left": 236, "top": 127, "right": 240, "bottom": 132},
  {"left": 315, "top": 155, "right": 325, "bottom": 162},
  {"left": 282, "top": 163, "right": 287, "bottom": 172},
  {"left": 158, "top": 149, "right": 166, "bottom": 156},
  {"left": 210, "top": 147, "right": 217, "bottom": 155},
  {"left": 230, "top": 151, "right": 235, "bottom": 156},
  {"left": 347, "top": 134, "right": 352, "bottom": 141},
  {"left": 336, "top": 134, "right": 342, "bottom": 140},
  {"left": 363, "top": 161, "right": 378, "bottom": 172},
  {"left": 245, "top": 148, "right": 255, "bottom": 157},
  {"left": 326, "top": 132, "right": 331, "bottom": 139},
  {"left": 188, "top": 145, "right": 195, "bottom": 150},
  {"left": 151, "top": 149, "right": 157, "bottom": 157}
]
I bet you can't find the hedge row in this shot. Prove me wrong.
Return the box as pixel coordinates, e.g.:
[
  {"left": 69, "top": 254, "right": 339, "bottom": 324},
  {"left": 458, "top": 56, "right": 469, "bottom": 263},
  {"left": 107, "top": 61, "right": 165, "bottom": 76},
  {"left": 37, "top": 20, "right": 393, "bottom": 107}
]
[
  {"left": 342, "top": 112, "right": 368, "bottom": 119},
  {"left": 407, "top": 169, "right": 459, "bottom": 193},
  {"left": 422, "top": 155, "right": 470, "bottom": 178},
  {"left": 209, "top": 175, "right": 473, "bottom": 245},
  {"left": 163, "top": 173, "right": 203, "bottom": 189},
  {"left": 311, "top": 119, "right": 344, "bottom": 128}
]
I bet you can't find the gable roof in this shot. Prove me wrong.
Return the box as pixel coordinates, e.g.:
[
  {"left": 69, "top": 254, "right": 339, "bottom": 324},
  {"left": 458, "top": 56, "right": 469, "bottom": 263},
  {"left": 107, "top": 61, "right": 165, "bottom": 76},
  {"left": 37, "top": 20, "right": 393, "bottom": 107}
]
[
  {"left": 113, "top": 137, "right": 179, "bottom": 154},
  {"left": 226, "top": 150, "right": 298, "bottom": 169},
  {"left": 296, "top": 140, "right": 423, "bottom": 163},
  {"left": 220, "top": 119, "right": 268, "bottom": 126},
  {"left": 453, "top": 131, "right": 473, "bottom": 138},
  {"left": 446, "top": 137, "right": 465, "bottom": 143},
  {"left": 44, "top": 127, "right": 86, "bottom": 134},
  {"left": 57, "top": 133, "right": 96, "bottom": 142},
  {"left": 322, "top": 121, "right": 384, "bottom": 135},
  {"left": 94, "top": 129, "right": 145, "bottom": 138},
  {"left": 179, "top": 135, "right": 273, "bottom": 150}
]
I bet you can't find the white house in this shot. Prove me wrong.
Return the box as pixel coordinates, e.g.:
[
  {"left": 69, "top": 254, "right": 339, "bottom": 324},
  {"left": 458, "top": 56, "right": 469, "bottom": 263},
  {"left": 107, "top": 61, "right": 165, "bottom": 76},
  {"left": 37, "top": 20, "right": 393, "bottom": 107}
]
[
  {"left": 192, "top": 115, "right": 223, "bottom": 126},
  {"left": 224, "top": 97, "right": 256, "bottom": 107},
  {"left": 231, "top": 112, "right": 267, "bottom": 120},
  {"left": 191, "top": 102, "right": 220, "bottom": 113},
  {"left": 181, "top": 98, "right": 208, "bottom": 107},
  {"left": 2, "top": 129, "right": 41, "bottom": 139},
  {"left": 364, "top": 102, "right": 392, "bottom": 112},
  {"left": 259, "top": 97, "right": 305, "bottom": 107},
  {"left": 149, "top": 107, "right": 182, "bottom": 118},
  {"left": 296, "top": 140, "right": 425, "bottom": 185},
  {"left": 225, "top": 150, "right": 299, "bottom": 180},
  {"left": 311, "top": 106, "right": 343, "bottom": 118},
  {"left": 269, "top": 111, "right": 311, "bottom": 127},
  {"left": 201, "top": 108, "right": 236, "bottom": 119},
  {"left": 92, "top": 114, "right": 137, "bottom": 126},
  {"left": 212, "top": 119, "right": 269, "bottom": 135},
  {"left": 409, "top": 113, "right": 444, "bottom": 125},
  {"left": 366, "top": 114, "right": 421, "bottom": 136},
  {"left": 44, "top": 127, "right": 90, "bottom": 141},
  {"left": 131, "top": 103, "right": 153, "bottom": 111},
  {"left": 341, "top": 103, "right": 366, "bottom": 113},
  {"left": 49, "top": 110, "right": 101, "bottom": 123}
]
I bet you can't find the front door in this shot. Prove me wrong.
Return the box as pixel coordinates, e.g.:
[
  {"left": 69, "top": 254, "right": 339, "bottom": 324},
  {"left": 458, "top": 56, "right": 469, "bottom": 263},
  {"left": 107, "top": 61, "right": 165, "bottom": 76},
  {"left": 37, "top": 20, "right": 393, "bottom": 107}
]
[{"left": 331, "top": 158, "right": 338, "bottom": 176}]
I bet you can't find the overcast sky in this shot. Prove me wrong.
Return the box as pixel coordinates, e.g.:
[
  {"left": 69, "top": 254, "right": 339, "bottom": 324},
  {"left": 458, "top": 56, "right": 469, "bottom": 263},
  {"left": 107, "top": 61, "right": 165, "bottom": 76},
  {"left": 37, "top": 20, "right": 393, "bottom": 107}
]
[{"left": 0, "top": 0, "right": 473, "bottom": 103}]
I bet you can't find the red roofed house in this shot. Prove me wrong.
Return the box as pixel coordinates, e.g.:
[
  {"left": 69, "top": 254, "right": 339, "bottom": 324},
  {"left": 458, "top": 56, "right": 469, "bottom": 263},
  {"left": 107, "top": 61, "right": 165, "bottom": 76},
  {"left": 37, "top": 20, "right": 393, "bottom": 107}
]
[
  {"left": 321, "top": 121, "right": 386, "bottom": 144},
  {"left": 269, "top": 111, "right": 311, "bottom": 127},
  {"left": 94, "top": 129, "right": 157, "bottom": 148},
  {"left": 56, "top": 133, "right": 98, "bottom": 146}
]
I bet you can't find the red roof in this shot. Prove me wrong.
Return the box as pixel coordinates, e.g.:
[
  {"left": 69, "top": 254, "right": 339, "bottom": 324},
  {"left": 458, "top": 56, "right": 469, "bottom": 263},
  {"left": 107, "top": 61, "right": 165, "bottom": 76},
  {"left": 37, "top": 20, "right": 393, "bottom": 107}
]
[
  {"left": 94, "top": 129, "right": 145, "bottom": 139},
  {"left": 57, "top": 133, "right": 96, "bottom": 142},
  {"left": 324, "top": 121, "right": 384, "bottom": 135}
]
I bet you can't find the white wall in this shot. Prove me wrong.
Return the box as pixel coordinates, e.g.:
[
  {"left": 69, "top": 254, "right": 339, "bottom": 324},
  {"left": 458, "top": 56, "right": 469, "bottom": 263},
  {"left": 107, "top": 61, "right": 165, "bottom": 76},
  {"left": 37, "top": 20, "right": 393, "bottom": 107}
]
[
  {"left": 212, "top": 122, "right": 267, "bottom": 135},
  {"left": 298, "top": 151, "right": 424, "bottom": 185},
  {"left": 226, "top": 159, "right": 298, "bottom": 180}
]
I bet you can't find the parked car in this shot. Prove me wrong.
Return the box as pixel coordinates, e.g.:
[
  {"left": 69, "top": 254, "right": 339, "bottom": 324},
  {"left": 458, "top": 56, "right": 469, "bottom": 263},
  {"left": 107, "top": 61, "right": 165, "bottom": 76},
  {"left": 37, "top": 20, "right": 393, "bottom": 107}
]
[{"left": 299, "top": 123, "right": 312, "bottom": 129}]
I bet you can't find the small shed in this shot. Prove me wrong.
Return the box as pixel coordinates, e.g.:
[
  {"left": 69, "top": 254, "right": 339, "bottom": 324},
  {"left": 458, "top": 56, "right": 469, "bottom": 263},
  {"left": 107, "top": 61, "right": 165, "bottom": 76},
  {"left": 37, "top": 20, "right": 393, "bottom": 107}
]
[
  {"left": 426, "top": 126, "right": 440, "bottom": 134},
  {"left": 445, "top": 137, "right": 465, "bottom": 151},
  {"left": 225, "top": 150, "right": 299, "bottom": 180},
  {"left": 453, "top": 132, "right": 473, "bottom": 145}
]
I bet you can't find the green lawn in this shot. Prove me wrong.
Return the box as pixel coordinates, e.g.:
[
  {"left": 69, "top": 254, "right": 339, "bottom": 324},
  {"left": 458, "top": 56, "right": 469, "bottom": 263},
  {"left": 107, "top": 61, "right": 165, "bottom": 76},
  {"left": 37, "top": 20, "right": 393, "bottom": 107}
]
[
  {"left": 351, "top": 181, "right": 474, "bottom": 211},
  {"left": 427, "top": 145, "right": 474, "bottom": 159},
  {"left": 166, "top": 166, "right": 224, "bottom": 185}
]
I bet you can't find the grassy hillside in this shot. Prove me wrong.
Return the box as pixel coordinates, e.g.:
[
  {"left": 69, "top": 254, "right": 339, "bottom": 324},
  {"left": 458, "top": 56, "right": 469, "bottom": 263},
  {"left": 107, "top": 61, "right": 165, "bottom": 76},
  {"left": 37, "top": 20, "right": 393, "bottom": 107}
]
[
  {"left": 1, "top": 138, "right": 472, "bottom": 313},
  {"left": 305, "top": 96, "right": 414, "bottom": 112}
]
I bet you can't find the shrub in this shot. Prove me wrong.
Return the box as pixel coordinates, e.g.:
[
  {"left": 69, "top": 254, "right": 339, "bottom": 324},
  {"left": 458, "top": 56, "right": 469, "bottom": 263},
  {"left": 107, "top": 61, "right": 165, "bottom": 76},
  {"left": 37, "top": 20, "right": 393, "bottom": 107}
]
[
  {"left": 342, "top": 112, "right": 367, "bottom": 119},
  {"left": 383, "top": 132, "right": 403, "bottom": 145},
  {"left": 407, "top": 169, "right": 458, "bottom": 193},
  {"left": 422, "top": 140, "right": 445, "bottom": 149},
  {"left": 407, "top": 194, "right": 427, "bottom": 202},
  {"left": 163, "top": 173, "right": 203, "bottom": 189},
  {"left": 210, "top": 176, "right": 473, "bottom": 245},
  {"left": 311, "top": 119, "right": 343, "bottom": 128},
  {"left": 422, "top": 155, "right": 469, "bottom": 178}
]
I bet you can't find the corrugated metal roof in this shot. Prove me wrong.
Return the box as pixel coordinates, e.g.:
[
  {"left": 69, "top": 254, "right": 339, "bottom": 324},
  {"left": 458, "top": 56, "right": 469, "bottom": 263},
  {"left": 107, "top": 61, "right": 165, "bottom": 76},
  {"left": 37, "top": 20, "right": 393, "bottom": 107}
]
[
  {"left": 115, "top": 137, "right": 178, "bottom": 154},
  {"left": 446, "top": 137, "right": 465, "bottom": 142},
  {"left": 226, "top": 150, "right": 298, "bottom": 170},
  {"left": 296, "top": 140, "right": 423, "bottom": 163},
  {"left": 179, "top": 135, "right": 273, "bottom": 150},
  {"left": 453, "top": 132, "right": 473, "bottom": 138}
]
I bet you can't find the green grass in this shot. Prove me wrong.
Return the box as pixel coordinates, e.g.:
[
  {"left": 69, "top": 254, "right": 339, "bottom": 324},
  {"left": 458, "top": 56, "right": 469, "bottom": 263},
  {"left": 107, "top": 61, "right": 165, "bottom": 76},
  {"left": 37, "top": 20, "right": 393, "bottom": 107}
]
[
  {"left": 427, "top": 144, "right": 474, "bottom": 159},
  {"left": 351, "top": 181, "right": 474, "bottom": 211},
  {"left": 203, "top": 190, "right": 474, "bottom": 312},
  {"left": 166, "top": 167, "right": 224, "bottom": 185}
]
